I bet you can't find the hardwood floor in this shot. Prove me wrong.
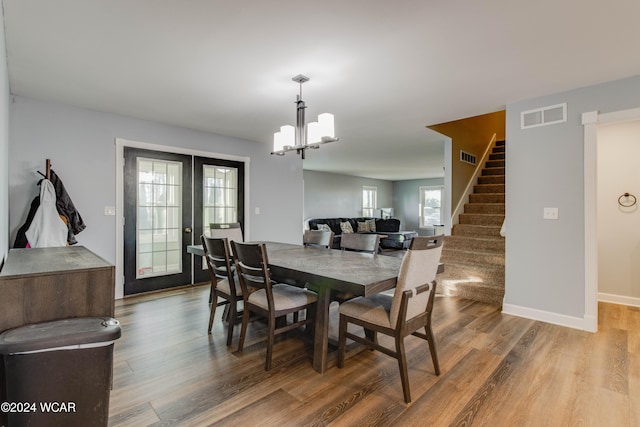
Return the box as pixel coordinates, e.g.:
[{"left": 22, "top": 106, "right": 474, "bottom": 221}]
[{"left": 108, "top": 285, "right": 640, "bottom": 426}]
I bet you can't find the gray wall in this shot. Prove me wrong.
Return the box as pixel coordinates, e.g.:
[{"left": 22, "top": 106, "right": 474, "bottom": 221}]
[
  {"left": 0, "top": 14, "right": 8, "bottom": 265},
  {"left": 505, "top": 74, "right": 640, "bottom": 320},
  {"left": 394, "top": 178, "right": 445, "bottom": 235},
  {"left": 303, "top": 170, "right": 393, "bottom": 221},
  {"left": 9, "top": 96, "right": 304, "bottom": 266}
]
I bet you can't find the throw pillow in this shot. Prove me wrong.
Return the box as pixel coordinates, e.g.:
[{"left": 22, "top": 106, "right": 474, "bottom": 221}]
[
  {"left": 317, "top": 223, "right": 331, "bottom": 232},
  {"left": 340, "top": 221, "right": 354, "bottom": 234},
  {"left": 357, "top": 221, "right": 371, "bottom": 232},
  {"left": 366, "top": 219, "right": 376, "bottom": 232}
]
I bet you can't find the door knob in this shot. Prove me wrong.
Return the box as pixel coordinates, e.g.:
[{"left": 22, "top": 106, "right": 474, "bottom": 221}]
[{"left": 184, "top": 227, "right": 192, "bottom": 233}]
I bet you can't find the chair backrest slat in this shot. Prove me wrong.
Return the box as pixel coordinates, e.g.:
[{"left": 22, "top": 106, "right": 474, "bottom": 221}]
[{"left": 231, "top": 241, "right": 272, "bottom": 293}]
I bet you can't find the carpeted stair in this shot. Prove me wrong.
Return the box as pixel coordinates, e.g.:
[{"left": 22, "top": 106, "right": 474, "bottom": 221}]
[{"left": 439, "top": 140, "right": 505, "bottom": 306}]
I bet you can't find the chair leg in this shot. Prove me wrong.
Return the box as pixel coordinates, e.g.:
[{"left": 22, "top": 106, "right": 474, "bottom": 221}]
[
  {"left": 265, "top": 316, "right": 275, "bottom": 371},
  {"left": 396, "top": 337, "right": 411, "bottom": 404},
  {"left": 364, "top": 328, "right": 377, "bottom": 349},
  {"left": 208, "top": 291, "right": 218, "bottom": 333},
  {"left": 226, "top": 300, "right": 236, "bottom": 346},
  {"left": 305, "top": 306, "right": 316, "bottom": 335},
  {"left": 425, "top": 325, "right": 440, "bottom": 375},
  {"left": 337, "top": 314, "right": 347, "bottom": 368},
  {"left": 237, "top": 304, "right": 250, "bottom": 352}
]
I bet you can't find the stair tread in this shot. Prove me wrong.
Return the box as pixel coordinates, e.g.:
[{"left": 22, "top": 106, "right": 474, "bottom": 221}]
[
  {"left": 446, "top": 235, "right": 503, "bottom": 242},
  {"left": 439, "top": 260, "right": 505, "bottom": 272},
  {"left": 460, "top": 212, "right": 504, "bottom": 216}
]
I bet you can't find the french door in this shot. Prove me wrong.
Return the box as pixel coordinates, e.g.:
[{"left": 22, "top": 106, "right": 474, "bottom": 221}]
[
  {"left": 123, "top": 147, "right": 244, "bottom": 295},
  {"left": 192, "top": 156, "right": 244, "bottom": 283}
]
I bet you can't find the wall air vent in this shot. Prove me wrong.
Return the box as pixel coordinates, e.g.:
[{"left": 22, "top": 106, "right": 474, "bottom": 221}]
[
  {"left": 460, "top": 150, "right": 476, "bottom": 165},
  {"left": 521, "top": 103, "right": 567, "bottom": 129}
]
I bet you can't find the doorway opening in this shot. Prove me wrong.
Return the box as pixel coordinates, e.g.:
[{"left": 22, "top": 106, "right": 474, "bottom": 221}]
[{"left": 583, "top": 107, "right": 640, "bottom": 332}]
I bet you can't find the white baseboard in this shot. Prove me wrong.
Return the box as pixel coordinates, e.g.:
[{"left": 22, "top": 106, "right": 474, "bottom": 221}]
[
  {"left": 598, "top": 292, "right": 640, "bottom": 307},
  {"left": 503, "top": 294, "right": 638, "bottom": 334},
  {"left": 502, "top": 303, "right": 590, "bottom": 331}
]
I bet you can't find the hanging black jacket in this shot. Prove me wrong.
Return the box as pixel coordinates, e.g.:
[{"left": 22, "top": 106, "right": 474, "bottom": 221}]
[{"left": 49, "top": 169, "right": 86, "bottom": 243}]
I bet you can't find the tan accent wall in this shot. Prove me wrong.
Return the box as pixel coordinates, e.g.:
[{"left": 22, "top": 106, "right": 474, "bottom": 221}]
[{"left": 428, "top": 110, "right": 505, "bottom": 213}]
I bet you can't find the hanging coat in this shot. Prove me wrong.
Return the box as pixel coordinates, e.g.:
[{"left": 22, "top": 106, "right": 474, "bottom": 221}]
[
  {"left": 25, "top": 179, "right": 68, "bottom": 248},
  {"left": 13, "top": 195, "right": 40, "bottom": 248},
  {"left": 50, "top": 169, "right": 86, "bottom": 244}
]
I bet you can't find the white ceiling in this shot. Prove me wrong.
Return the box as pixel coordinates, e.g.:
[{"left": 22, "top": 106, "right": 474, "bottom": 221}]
[{"left": 3, "top": 1, "right": 640, "bottom": 180}]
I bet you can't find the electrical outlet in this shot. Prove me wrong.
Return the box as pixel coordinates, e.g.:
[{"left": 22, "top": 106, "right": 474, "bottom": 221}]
[
  {"left": 104, "top": 206, "right": 116, "bottom": 216},
  {"left": 543, "top": 207, "right": 559, "bottom": 220}
]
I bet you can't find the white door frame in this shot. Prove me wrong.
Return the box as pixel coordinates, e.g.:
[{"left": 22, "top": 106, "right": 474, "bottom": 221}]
[
  {"left": 582, "top": 106, "right": 640, "bottom": 333},
  {"left": 114, "top": 138, "right": 251, "bottom": 299}
]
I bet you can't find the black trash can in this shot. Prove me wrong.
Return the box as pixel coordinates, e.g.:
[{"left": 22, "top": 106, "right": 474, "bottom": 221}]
[{"left": 0, "top": 317, "right": 121, "bottom": 427}]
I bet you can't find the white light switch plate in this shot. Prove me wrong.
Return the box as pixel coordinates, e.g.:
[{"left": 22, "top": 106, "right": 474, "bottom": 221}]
[
  {"left": 104, "top": 206, "right": 116, "bottom": 216},
  {"left": 543, "top": 207, "right": 559, "bottom": 220}
]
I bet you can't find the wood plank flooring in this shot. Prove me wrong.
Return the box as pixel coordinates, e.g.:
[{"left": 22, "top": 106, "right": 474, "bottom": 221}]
[{"left": 108, "top": 285, "right": 640, "bottom": 426}]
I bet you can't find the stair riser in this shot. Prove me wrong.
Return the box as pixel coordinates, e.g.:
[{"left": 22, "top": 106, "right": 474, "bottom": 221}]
[
  {"left": 444, "top": 238, "right": 505, "bottom": 253},
  {"left": 441, "top": 250, "right": 505, "bottom": 267},
  {"left": 489, "top": 153, "right": 505, "bottom": 161},
  {"left": 493, "top": 145, "right": 505, "bottom": 152},
  {"left": 438, "top": 265, "right": 504, "bottom": 283},
  {"left": 485, "top": 160, "right": 505, "bottom": 168},
  {"left": 469, "top": 193, "right": 505, "bottom": 204},
  {"left": 464, "top": 203, "right": 505, "bottom": 214},
  {"left": 482, "top": 167, "right": 505, "bottom": 176},
  {"left": 452, "top": 224, "right": 502, "bottom": 237},
  {"left": 477, "top": 175, "right": 505, "bottom": 185},
  {"left": 459, "top": 214, "right": 504, "bottom": 226},
  {"left": 452, "top": 284, "right": 504, "bottom": 306},
  {"left": 473, "top": 184, "right": 505, "bottom": 194}
]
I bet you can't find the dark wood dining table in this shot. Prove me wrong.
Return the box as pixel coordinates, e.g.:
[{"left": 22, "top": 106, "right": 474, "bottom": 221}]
[{"left": 187, "top": 242, "right": 443, "bottom": 373}]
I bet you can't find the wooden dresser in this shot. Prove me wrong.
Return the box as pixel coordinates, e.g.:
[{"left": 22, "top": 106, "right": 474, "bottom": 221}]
[{"left": 0, "top": 246, "right": 115, "bottom": 332}]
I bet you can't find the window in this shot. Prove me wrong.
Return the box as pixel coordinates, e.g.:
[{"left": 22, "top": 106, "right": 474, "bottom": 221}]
[
  {"left": 362, "top": 186, "right": 377, "bottom": 217},
  {"left": 419, "top": 186, "right": 443, "bottom": 228}
]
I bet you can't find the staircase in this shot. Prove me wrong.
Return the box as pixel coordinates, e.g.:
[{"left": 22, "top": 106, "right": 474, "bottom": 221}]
[{"left": 439, "top": 140, "right": 505, "bottom": 306}]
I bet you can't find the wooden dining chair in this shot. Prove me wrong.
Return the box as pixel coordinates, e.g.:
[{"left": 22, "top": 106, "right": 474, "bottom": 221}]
[
  {"left": 231, "top": 241, "right": 318, "bottom": 371},
  {"left": 303, "top": 229, "right": 334, "bottom": 249},
  {"left": 340, "top": 232, "right": 380, "bottom": 255},
  {"left": 201, "top": 235, "right": 242, "bottom": 346},
  {"left": 337, "top": 235, "right": 444, "bottom": 403},
  {"left": 206, "top": 223, "right": 243, "bottom": 302}
]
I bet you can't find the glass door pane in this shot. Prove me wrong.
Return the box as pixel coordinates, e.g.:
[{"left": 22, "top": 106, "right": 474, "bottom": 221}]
[
  {"left": 203, "top": 165, "right": 238, "bottom": 232},
  {"left": 136, "top": 157, "right": 183, "bottom": 278}
]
